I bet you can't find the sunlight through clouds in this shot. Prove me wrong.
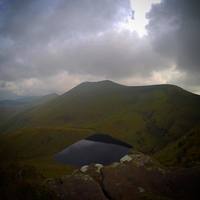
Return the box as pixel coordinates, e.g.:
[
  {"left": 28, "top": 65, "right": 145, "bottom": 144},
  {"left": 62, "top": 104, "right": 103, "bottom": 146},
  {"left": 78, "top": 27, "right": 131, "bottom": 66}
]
[{"left": 129, "top": 0, "right": 161, "bottom": 37}]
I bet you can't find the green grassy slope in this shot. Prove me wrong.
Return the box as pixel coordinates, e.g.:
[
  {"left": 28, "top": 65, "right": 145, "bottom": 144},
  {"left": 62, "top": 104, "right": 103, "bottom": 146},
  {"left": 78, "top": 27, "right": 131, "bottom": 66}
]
[
  {"left": 0, "top": 80, "right": 200, "bottom": 173},
  {"left": 2, "top": 81, "right": 200, "bottom": 149},
  {"left": 154, "top": 126, "right": 200, "bottom": 167},
  {"left": 0, "top": 127, "right": 92, "bottom": 177},
  {"left": 0, "top": 93, "right": 58, "bottom": 127}
]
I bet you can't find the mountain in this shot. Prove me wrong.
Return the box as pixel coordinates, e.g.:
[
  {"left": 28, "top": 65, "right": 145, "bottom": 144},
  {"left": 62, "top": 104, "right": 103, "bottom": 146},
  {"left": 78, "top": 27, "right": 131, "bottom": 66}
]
[
  {"left": 0, "top": 90, "right": 21, "bottom": 101},
  {"left": 0, "top": 93, "right": 58, "bottom": 127},
  {"left": 0, "top": 80, "right": 200, "bottom": 177}
]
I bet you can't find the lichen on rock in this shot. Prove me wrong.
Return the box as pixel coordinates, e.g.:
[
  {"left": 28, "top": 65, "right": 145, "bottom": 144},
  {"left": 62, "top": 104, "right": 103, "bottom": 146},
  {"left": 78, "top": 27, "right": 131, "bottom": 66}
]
[
  {"left": 120, "top": 155, "right": 132, "bottom": 163},
  {"left": 95, "top": 163, "right": 103, "bottom": 173},
  {"left": 80, "top": 165, "right": 89, "bottom": 173}
]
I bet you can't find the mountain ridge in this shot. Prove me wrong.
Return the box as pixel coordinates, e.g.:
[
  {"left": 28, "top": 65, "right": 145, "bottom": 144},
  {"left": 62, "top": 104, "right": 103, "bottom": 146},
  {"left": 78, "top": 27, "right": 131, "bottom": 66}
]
[
  {"left": 65, "top": 80, "right": 192, "bottom": 95},
  {"left": 0, "top": 80, "right": 200, "bottom": 171}
]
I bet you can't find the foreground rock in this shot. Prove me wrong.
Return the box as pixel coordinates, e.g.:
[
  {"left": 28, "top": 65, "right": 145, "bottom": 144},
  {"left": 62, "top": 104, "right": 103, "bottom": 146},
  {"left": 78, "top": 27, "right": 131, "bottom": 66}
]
[
  {"left": 46, "top": 173, "right": 107, "bottom": 200},
  {"left": 47, "top": 151, "right": 200, "bottom": 200}
]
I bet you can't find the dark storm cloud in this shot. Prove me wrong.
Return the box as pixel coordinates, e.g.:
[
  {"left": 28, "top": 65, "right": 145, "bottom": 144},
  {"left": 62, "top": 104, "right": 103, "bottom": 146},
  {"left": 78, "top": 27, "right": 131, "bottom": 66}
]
[{"left": 147, "top": 0, "right": 200, "bottom": 74}]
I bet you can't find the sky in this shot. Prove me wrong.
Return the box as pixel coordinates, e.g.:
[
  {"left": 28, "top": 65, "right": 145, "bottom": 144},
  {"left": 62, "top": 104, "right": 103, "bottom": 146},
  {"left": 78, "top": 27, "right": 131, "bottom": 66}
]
[{"left": 0, "top": 0, "right": 199, "bottom": 98}]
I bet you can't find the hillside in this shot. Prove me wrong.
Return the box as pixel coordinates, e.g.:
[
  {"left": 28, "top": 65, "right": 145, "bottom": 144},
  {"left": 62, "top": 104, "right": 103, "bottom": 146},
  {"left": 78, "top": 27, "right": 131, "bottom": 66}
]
[
  {"left": 0, "top": 93, "right": 58, "bottom": 127},
  {"left": 1, "top": 81, "right": 200, "bottom": 166},
  {"left": 0, "top": 80, "right": 200, "bottom": 169},
  {"left": 0, "top": 81, "right": 200, "bottom": 199}
]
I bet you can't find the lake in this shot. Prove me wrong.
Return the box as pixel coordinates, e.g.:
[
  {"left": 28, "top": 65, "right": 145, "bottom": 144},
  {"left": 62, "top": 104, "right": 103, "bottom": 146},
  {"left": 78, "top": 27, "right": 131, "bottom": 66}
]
[{"left": 54, "top": 134, "right": 132, "bottom": 166}]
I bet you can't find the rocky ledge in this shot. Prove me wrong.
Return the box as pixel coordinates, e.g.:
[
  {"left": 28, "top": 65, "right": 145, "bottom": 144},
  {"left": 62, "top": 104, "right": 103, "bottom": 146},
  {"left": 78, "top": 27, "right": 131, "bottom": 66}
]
[{"left": 46, "top": 151, "right": 200, "bottom": 200}]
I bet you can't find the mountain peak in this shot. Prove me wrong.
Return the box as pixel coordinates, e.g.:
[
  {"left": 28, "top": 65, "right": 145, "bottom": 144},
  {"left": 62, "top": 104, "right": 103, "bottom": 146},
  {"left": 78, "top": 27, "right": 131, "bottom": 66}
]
[
  {"left": 66, "top": 80, "right": 123, "bottom": 94},
  {"left": 79, "top": 80, "right": 120, "bottom": 86}
]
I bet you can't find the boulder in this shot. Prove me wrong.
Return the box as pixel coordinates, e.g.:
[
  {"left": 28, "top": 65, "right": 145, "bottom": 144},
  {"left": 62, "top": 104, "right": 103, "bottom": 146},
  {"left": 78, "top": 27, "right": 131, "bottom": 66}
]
[{"left": 47, "top": 173, "right": 107, "bottom": 200}]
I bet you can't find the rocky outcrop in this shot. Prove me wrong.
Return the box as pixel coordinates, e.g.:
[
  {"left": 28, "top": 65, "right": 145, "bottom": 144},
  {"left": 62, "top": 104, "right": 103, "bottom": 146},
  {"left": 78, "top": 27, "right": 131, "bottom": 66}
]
[
  {"left": 46, "top": 173, "right": 107, "bottom": 200},
  {"left": 99, "top": 152, "right": 168, "bottom": 200},
  {"left": 47, "top": 151, "right": 200, "bottom": 200}
]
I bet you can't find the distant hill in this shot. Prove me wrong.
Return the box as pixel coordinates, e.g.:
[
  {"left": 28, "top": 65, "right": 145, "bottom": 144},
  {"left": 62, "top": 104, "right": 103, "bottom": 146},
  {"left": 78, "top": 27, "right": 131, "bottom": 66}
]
[
  {"left": 0, "top": 80, "right": 200, "bottom": 171},
  {"left": 0, "top": 90, "right": 21, "bottom": 101},
  {"left": 0, "top": 93, "right": 58, "bottom": 127}
]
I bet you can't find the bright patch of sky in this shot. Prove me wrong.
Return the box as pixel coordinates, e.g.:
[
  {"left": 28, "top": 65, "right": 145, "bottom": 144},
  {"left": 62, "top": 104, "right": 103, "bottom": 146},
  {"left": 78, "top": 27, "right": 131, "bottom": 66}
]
[{"left": 128, "top": 0, "right": 161, "bottom": 37}]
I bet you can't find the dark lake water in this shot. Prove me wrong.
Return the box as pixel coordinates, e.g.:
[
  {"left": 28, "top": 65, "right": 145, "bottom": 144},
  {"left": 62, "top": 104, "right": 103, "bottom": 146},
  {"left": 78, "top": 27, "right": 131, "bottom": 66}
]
[{"left": 54, "top": 134, "right": 132, "bottom": 166}]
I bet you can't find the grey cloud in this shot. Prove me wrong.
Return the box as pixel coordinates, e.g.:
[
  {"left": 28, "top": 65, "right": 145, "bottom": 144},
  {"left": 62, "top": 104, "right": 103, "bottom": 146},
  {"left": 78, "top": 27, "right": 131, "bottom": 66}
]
[
  {"left": 147, "top": 0, "right": 200, "bottom": 74},
  {"left": 0, "top": 30, "right": 168, "bottom": 81},
  {"left": 62, "top": 32, "right": 169, "bottom": 78},
  {"left": 0, "top": 0, "right": 167, "bottom": 83},
  {"left": 0, "top": 0, "right": 199, "bottom": 96},
  {"left": 0, "top": 0, "right": 131, "bottom": 81},
  {"left": 0, "top": 0, "right": 129, "bottom": 40}
]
